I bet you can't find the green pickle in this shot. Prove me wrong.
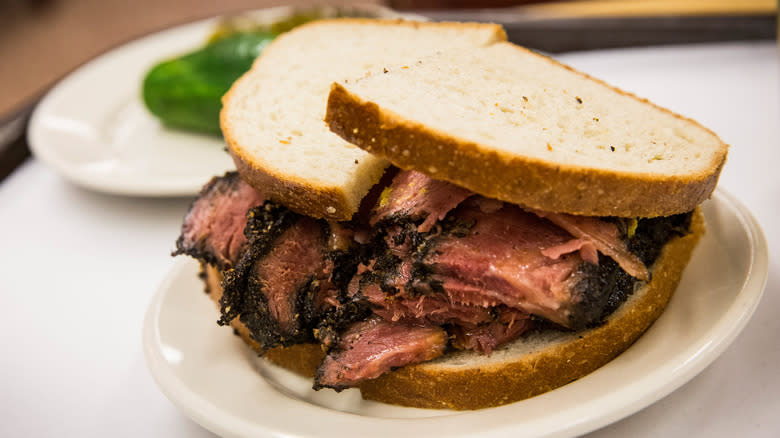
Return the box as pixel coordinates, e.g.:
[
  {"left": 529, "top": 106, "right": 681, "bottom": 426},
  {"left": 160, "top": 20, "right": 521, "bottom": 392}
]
[
  {"left": 142, "top": 31, "right": 275, "bottom": 135},
  {"left": 142, "top": 10, "right": 377, "bottom": 135}
]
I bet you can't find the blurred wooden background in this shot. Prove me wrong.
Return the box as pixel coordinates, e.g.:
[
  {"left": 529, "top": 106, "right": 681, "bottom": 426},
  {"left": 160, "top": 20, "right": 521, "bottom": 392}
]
[{"left": 0, "top": 0, "right": 384, "bottom": 123}]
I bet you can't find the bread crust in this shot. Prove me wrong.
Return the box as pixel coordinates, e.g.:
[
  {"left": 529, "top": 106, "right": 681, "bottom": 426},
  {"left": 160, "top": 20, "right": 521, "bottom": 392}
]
[
  {"left": 324, "top": 46, "right": 728, "bottom": 218},
  {"left": 227, "top": 148, "right": 361, "bottom": 221},
  {"left": 200, "top": 209, "right": 703, "bottom": 410},
  {"left": 221, "top": 19, "right": 508, "bottom": 221}
]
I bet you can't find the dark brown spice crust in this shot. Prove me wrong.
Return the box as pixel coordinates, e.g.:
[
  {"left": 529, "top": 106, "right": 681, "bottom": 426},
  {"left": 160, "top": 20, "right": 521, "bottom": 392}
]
[
  {"left": 172, "top": 172, "right": 245, "bottom": 270},
  {"left": 218, "top": 202, "right": 310, "bottom": 350}
]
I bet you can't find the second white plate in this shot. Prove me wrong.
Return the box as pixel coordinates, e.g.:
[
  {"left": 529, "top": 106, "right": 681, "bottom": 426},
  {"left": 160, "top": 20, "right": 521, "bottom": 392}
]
[
  {"left": 143, "top": 190, "right": 767, "bottom": 438},
  {"left": 27, "top": 6, "right": 414, "bottom": 197},
  {"left": 28, "top": 16, "right": 231, "bottom": 196}
]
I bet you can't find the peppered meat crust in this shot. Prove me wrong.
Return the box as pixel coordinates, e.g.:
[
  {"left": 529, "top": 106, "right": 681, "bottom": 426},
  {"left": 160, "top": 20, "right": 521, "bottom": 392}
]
[
  {"left": 172, "top": 172, "right": 244, "bottom": 269},
  {"left": 627, "top": 213, "right": 693, "bottom": 265},
  {"left": 569, "top": 211, "right": 694, "bottom": 329},
  {"left": 567, "top": 256, "right": 635, "bottom": 329},
  {"left": 356, "top": 207, "right": 694, "bottom": 332},
  {"left": 216, "top": 196, "right": 693, "bottom": 356},
  {"left": 218, "top": 201, "right": 374, "bottom": 353},
  {"left": 218, "top": 202, "right": 308, "bottom": 350}
]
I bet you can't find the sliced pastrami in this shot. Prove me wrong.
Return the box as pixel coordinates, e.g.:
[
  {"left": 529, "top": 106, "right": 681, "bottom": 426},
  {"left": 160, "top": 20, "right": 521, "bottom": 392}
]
[
  {"left": 314, "top": 317, "right": 447, "bottom": 390},
  {"left": 530, "top": 210, "right": 650, "bottom": 281},
  {"left": 359, "top": 281, "right": 495, "bottom": 327},
  {"left": 355, "top": 267, "right": 536, "bottom": 351},
  {"left": 176, "top": 168, "right": 694, "bottom": 389},
  {"left": 219, "top": 202, "right": 336, "bottom": 350},
  {"left": 565, "top": 255, "right": 636, "bottom": 328},
  {"left": 541, "top": 238, "right": 599, "bottom": 264},
  {"left": 450, "top": 308, "right": 533, "bottom": 354},
  {"left": 422, "top": 204, "right": 587, "bottom": 327},
  {"left": 324, "top": 223, "right": 363, "bottom": 296},
  {"left": 352, "top": 194, "right": 668, "bottom": 333},
  {"left": 250, "top": 217, "right": 329, "bottom": 335},
  {"left": 313, "top": 296, "right": 373, "bottom": 349},
  {"left": 371, "top": 170, "right": 472, "bottom": 232},
  {"left": 174, "top": 172, "right": 266, "bottom": 269},
  {"left": 625, "top": 213, "right": 693, "bottom": 266}
]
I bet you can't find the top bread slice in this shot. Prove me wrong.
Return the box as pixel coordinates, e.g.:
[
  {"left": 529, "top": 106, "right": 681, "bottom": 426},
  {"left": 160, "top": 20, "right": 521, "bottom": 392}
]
[
  {"left": 221, "top": 19, "right": 507, "bottom": 221},
  {"left": 326, "top": 41, "right": 728, "bottom": 218}
]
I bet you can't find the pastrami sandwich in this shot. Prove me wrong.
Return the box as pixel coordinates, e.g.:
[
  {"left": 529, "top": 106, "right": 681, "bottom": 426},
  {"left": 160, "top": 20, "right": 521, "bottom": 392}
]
[{"left": 173, "top": 19, "right": 727, "bottom": 410}]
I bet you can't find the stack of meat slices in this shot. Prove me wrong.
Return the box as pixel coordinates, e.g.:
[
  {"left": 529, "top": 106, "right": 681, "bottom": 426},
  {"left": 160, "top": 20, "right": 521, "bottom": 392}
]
[{"left": 175, "top": 169, "right": 693, "bottom": 392}]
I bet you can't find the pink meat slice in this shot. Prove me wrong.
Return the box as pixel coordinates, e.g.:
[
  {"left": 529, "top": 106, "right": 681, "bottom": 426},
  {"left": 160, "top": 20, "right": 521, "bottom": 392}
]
[
  {"left": 315, "top": 317, "right": 447, "bottom": 389},
  {"left": 252, "top": 217, "right": 328, "bottom": 333},
  {"left": 425, "top": 205, "right": 586, "bottom": 327},
  {"left": 175, "top": 172, "right": 266, "bottom": 268},
  {"left": 358, "top": 281, "right": 495, "bottom": 327},
  {"left": 371, "top": 170, "right": 472, "bottom": 232},
  {"left": 541, "top": 238, "right": 599, "bottom": 264},
  {"left": 450, "top": 310, "right": 533, "bottom": 354},
  {"left": 530, "top": 210, "right": 649, "bottom": 281}
]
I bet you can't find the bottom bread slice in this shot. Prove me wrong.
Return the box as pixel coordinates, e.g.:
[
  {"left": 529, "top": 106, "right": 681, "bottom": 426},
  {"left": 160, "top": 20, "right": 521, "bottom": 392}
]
[{"left": 201, "top": 209, "right": 704, "bottom": 410}]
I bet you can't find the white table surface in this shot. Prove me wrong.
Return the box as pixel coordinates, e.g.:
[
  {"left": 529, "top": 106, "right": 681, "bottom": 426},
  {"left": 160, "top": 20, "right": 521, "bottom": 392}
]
[{"left": 2, "top": 41, "right": 778, "bottom": 437}]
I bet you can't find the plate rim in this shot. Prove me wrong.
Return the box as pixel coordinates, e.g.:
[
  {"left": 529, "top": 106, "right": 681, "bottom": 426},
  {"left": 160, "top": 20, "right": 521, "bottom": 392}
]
[
  {"left": 143, "top": 188, "right": 768, "bottom": 438},
  {"left": 27, "top": 15, "right": 222, "bottom": 197}
]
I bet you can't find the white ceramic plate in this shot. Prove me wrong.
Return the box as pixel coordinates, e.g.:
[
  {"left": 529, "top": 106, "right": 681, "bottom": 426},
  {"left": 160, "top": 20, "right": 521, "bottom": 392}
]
[
  {"left": 27, "top": 6, "right": 414, "bottom": 197},
  {"left": 143, "top": 190, "right": 767, "bottom": 438}
]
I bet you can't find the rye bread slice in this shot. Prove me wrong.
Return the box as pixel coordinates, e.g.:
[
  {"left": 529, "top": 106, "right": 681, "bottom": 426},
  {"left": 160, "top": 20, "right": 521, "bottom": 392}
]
[
  {"left": 325, "top": 42, "right": 728, "bottom": 218},
  {"left": 221, "top": 19, "right": 507, "bottom": 221}
]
